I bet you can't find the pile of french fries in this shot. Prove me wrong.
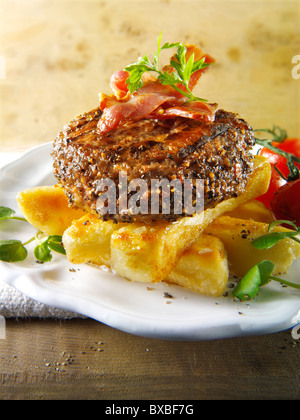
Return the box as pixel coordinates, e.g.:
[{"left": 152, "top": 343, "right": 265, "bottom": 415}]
[{"left": 16, "top": 156, "right": 300, "bottom": 297}]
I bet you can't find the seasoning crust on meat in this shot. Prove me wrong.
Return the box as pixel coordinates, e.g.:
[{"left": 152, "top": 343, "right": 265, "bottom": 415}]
[{"left": 52, "top": 108, "right": 255, "bottom": 223}]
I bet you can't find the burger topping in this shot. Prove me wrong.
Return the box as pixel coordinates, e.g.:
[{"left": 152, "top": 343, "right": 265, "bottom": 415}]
[{"left": 97, "top": 35, "right": 217, "bottom": 134}]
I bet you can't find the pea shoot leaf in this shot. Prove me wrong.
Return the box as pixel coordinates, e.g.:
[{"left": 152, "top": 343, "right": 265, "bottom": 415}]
[
  {"left": 232, "top": 264, "right": 261, "bottom": 301},
  {"left": 34, "top": 235, "right": 65, "bottom": 262},
  {"left": 232, "top": 260, "right": 274, "bottom": 301},
  {"left": 257, "top": 260, "right": 275, "bottom": 286},
  {"left": 232, "top": 259, "right": 300, "bottom": 301},
  {"left": 0, "top": 206, "right": 66, "bottom": 264},
  {"left": 47, "top": 235, "right": 66, "bottom": 255},
  {"left": 0, "top": 206, "right": 16, "bottom": 220},
  {"left": 232, "top": 260, "right": 275, "bottom": 301},
  {"left": 251, "top": 220, "right": 300, "bottom": 249},
  {"left": 268, "top": 220, "right": 298, "bottom": 231},
  {"left": 251, "top": 231, "right": 300, "bottom": 249},
  {"left": 0, "top": 239, "right": 28, "bottom": 262},
  {"left": 34, "top": 240, "right": 52, "bottom": 263}
]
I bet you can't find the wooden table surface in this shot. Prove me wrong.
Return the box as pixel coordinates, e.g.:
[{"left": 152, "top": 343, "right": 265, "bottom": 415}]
[
  {"left": 0, "top": 0, "right": 299, "bottom": 401},
  {"left": 0, "top": 318, "right": 299, "bottom": 400}
]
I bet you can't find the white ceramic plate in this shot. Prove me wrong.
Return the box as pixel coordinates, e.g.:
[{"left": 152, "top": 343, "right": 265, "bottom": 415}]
[{"left": 0, "top": 143, "right": 299, "bottom": 340}]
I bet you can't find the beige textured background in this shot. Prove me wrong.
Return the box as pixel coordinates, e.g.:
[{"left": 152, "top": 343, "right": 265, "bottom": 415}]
[{"left": 0, "top": 0, "right": 299, "bottom": 153}]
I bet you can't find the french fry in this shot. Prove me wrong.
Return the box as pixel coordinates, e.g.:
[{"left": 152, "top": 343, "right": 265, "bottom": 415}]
[
  {"left": 223, "top": 199, "right": 274, "bottom": 224},
  {"left": 204, "top": 216, "right": 300, "bottom": 277},
  {"left": 16, "top": 185, "right": 86, "bottom": 235},
  {"left": 62, "top": 214, "right": 122, "bottom": 268},
  {"left": 110, "top": 222, "right": 173, "bottom": 283},
  {"left": 167, "top": 235, "right": 229, "bottom": 296},
  {"left": 63, "top": 215, "right": 229, "bottom": 296}
]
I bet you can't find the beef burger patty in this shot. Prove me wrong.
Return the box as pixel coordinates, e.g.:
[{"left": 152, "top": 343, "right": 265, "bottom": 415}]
[{"left": 52, "top": 107, "right": 255, "bottom": 223}]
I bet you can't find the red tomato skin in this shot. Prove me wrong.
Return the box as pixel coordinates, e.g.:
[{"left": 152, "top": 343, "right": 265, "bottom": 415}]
[
  {"left": 110, "top": 70, "right": 129, "bottom": 98},
  {"left": 256, "top": 166, "right": 287, "bottom": 209},
  {"left": 256, "top": 138, "right": 300, "bottom": 208},
  {"left": 270, "top": 178, "right": 300, "bottom": 226},
  {"left": 273, "top": 138, "right": 300, "bottom": 157}
]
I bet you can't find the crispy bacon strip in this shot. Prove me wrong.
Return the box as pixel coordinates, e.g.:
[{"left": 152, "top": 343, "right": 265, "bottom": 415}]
[
  {"left": 150, "top": 101, "right": 218, "bottom": 123},
  {"left": 97, "top": 44, "right": 216, "bottom": 133},
  {"left": 98, "top": 82, "right": 185, "bottom": 133}
]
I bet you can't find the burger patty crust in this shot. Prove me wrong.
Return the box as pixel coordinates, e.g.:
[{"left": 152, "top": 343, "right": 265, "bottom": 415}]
[{"left": 52, "top": 107, "right": 255, "bottom": 223}]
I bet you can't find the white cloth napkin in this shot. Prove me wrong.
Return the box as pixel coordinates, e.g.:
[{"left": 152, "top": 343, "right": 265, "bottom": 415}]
[
  {"left": 0, "top": 280, "right": 85, "bottom": 318},
  {"left": 0, "top": 152, "right": 85, "bottom": 318}
]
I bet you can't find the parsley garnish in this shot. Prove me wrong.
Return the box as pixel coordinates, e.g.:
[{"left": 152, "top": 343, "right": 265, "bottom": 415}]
[{"left": 124, "top": 33, "right": 212, "bottom": 102}]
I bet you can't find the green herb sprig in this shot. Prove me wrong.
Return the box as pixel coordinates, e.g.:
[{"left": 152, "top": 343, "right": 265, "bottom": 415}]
[
  {"left": 232, "top": 220, "right": 300, "bottom": 301},
  {"left": 254, "top": 126, "right": 300, "bottom": 181},
  {"left": 0, "top": 206, "right": 65, "bottom": 263},
  {"left": 124, "top": 33, "right": 212, "bottom": 102}
]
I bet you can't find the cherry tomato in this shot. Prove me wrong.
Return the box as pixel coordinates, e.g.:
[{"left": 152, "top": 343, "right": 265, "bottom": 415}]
[
  {"left": 273, "top": 138, "right": 300, "bottom": 157},
  {"left": 270, "top": 178, "right": 300, "bottom": 226},
  {"left": 256, "top": 166, "right": 287, "bottom": 209},
  {"left": 110, "top": 70, "right": 129, "bottom": 98},
  {"left": 256, "top": 138, "right": 300, "bottom": 209}
]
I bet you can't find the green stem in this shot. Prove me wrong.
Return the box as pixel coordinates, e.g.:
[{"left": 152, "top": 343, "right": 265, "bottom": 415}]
[
  {"left": 22, "top": 236, "right": 36, "bottom": 247},
  {"left": 270, "top": 276, "right": 300, "bottom": 289},
  {"left": 185, "top": 84, "right": 208, "bottom": 102},
  {"left": 254, "top": 127, "right": 287, "bottom": 142},
  {"left": 170, "top": 83, "right": 208, "bottom": 102},
  {"left": 22, "top": 230, "right": 43, "bottom": 247},
  {"left": 168, "top": 83, "right": 190, "bottom": 98},
  {"left": 255, "top": 138, "right": 300, "bottom": 164},
  {"left": 10, "top": 216, "right": 28, "bottom": 222}
]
